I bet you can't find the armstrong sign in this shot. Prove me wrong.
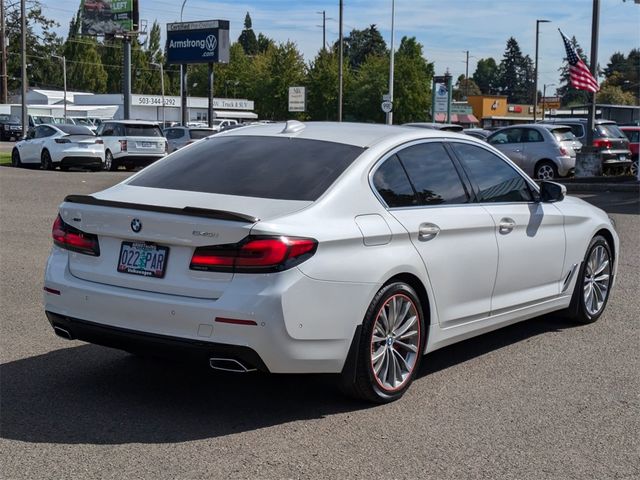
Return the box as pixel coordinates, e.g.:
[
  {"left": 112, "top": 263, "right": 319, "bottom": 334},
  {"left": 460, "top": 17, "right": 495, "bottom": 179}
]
[{"left": 166, "top": 20, "right": 230, "bottom": 64}]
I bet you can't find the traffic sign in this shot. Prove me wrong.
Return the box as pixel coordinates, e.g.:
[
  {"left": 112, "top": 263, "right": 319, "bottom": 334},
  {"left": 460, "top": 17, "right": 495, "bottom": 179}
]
[{"left": 381, "top": 101, "right": 393, "bottom": 113}]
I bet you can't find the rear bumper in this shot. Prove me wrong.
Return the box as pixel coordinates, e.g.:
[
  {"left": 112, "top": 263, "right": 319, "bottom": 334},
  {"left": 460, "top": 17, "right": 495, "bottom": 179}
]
[
  {"left": 43, "top": 248, "right": 376, "bottom": 374},
  {"left": 46, "top": 311, "right": 269, "bottom": 371},
  {"left": 59, "top": 156, "right": 103, "bottom": 168},
  {"left": 113, "top": 154, "right": 165, "bottom": 166}
]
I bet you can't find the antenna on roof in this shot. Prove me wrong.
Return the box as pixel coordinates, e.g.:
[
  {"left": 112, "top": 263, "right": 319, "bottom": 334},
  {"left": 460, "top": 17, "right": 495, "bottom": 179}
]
[{"left": 281, "top": 120, "right": 305, "bottom": 134}]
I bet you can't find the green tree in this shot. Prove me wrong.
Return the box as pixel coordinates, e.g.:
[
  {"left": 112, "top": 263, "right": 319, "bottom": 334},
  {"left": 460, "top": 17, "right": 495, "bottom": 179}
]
[
  {"left": 339, "top": 25, "right": 387, "bottom": 70},
  {"left": 392, "top": 36, "right": 434, "bottom": 123},
  {"left": 597, "top": 82, "right": 636, "bottom": 105},
  {"left": 453, "top": 74, "right": 481, "bottom": 100},
  {"left": 5, "top": 1, "right": 63, "bottom": 92},
  {"left": 257, "top": 33, "right": 275, "bottom": 53},
  {"left": 63, "top": 12, "right": 107, "bottom": 93},
  {"left": 347, "top": 54, "right": 388, "bottom": 123},
  {"left": 601, "top": 49, "right": 639, "bottom": 104},
  {"left": 496, "top": 37, "right": 532, "bottom": 103},
  {"left": 473, "top": 57, "right": 499, "bottom": 94},
  {"left": 306, "top": 49, "right": 350, "bottom": 120},
  {"left": 238, "top": 12, "right": 259, "bottom": 55}
]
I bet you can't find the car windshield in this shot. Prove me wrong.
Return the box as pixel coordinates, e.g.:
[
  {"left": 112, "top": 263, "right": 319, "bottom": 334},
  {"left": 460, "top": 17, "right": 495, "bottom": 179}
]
[
  {"left": 57, "top": 125, "right": 95, "bottom": 135},
  {"left": 0, "top": 114, "right": 20, "bottom": 123},
  {"left": 73, "top": 118, "right": 93, "bottom": 126},
  {"left": 551, "top": 128, "right": 576, "bottom": 142},
  {"left": 596, "top": 124, "right": 626, "bottom": 139},
  {"left": 124, "top": 124, "right": 163, "bottom": 137},
  {"left": 32, "top": 116, "right": 53, "bottom": 125},
  {"left": 128, "top": 136, "right": 365, "bottom": 201},
  {"left": 189, "top": 129, "right": 214, "bottom": 139}
]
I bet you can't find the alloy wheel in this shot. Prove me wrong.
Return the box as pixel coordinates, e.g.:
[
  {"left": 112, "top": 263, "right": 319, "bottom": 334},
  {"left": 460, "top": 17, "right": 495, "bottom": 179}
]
[
  {"left": 104, "top": 151, "right": 113, "bottom": 171},
  {"left": 370, "top": 294, "right": 420, "bottom": 391},
  {"left": 583, "top": 245, "right": 611, "bottom": 316},
  {"left": 536, "top": 164, "right": 555, "bottom": 180}
]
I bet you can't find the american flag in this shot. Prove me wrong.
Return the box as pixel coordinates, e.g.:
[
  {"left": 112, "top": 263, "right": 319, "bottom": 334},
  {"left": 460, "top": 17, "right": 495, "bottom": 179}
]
[{"left": 559, "top": 29, "right": 599, "bottom": 92}]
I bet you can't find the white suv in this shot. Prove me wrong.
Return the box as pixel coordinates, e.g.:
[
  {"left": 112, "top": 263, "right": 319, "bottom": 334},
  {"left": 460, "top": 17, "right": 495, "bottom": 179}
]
[{"left": 96, "top": 120, "right": 167, "bottom": 171}]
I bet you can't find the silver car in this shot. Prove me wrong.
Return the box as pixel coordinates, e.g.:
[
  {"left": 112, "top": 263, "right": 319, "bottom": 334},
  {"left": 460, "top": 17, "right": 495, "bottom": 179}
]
[
  {"left": 164, "top": 126, "right": 217, "bottom": 153},
  {"left": 487, "top": 124, "right": 582, "bottom": 180}
]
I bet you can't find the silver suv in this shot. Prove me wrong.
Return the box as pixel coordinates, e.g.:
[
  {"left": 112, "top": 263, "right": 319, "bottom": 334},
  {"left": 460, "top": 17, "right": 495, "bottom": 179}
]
[
  {"left": 96, "top": 120, "right": 167, "bottom": 171},
  {"left": 487, "top": 124, "right": 581, "bottom": 180}
]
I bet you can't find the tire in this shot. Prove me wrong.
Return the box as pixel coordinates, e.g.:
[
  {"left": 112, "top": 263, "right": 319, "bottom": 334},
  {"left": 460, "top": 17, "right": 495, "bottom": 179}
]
[
  {"left": 11, "top": 148, "right": 22, "bottom": 168},
  {"left": 535, "top": 160, "right": 558, "bottom": 180},
  {"left": 630, "top": 159, "right": 638, "bottom": 178},
  {"left": 41, "top": 150, "right": 54, "bottom": 170},
  {"left": 340, "top": 282, "right": 425, "bottom": 403},
  {"left": 104, "top": 150, "right": 117, "bottom": 171},
  {"left": 563, "top": 235, "right": 613, "bottom": 324}
]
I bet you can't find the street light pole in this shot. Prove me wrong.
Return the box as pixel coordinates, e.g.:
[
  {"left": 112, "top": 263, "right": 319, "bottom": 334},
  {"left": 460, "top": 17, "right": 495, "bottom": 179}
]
[
  {"left": 52, "top": 55, "right": 67, "bottom": 121},
  {"left": 534, "top": 19, "right": 550, "bottom": 123},
  {"left": 151, "top": 62, "right": 165, "bottom": 126},
  {"left": 463, "top": 50, "right": 469, "bottom": 100},
  {"left": 180, "top": 0, "right": 188, "bottom": 125},
  {"left": 20, "top": 0, "right": 26, "bottom": 136},
  {"left": 338, "top": 0, "right": 343, "bottom": 122},
  {"left": 386, "top": 0, "right": 395, "bottom": 125}
]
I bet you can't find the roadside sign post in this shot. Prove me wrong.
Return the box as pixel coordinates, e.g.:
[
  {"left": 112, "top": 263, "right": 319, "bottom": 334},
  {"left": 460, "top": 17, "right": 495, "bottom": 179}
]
[
  {"left": 432, "top": 73, "right": 452, "bottom": 123},
  {"left": 288, "top": 86, "right": 306, "bottom": 113},
  {"left": 167, "top": 20, "right": 230, "bottom": 126},
  {"left": 381, "top": 101, "right": 393, "bottom": 114}
]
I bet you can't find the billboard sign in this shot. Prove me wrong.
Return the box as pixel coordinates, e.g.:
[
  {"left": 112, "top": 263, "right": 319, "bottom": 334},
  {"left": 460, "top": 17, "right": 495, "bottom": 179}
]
[
  {"left": 288, "top": 86, "right": 306, "bottom": 112},
  {"left": 166, "top": 20, "right": 230, "bottom": 64},
  {"left": 80, "top": 0, "right": 138, "bottom": 36}
]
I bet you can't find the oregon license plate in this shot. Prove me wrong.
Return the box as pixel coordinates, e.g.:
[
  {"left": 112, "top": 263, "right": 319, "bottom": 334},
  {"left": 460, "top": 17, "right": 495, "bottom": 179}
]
[
  {"left": 117, "top": 242, "right": 169, "bottom": 278},
  {"left": 140, "top": 141, "right": 156, "bottom": 148}
]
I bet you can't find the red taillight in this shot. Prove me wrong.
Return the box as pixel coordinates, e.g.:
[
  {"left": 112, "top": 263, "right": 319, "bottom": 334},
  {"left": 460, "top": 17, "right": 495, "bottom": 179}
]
[
  {"left": 190, "top": 236, "right": 317, "bottom": 273},
  {"left": 52, "top": 215, "right": 100, "bottom": 256},
  {"left": 593, "top": 139, "right": 612, "bottom": 149},
  {"left": 95, "top": 139, "right": 103, "bottom": 144},
  {"left": 165, "top": 141, "right": 169, "bottom": 153},
  {"left": 559, "top": 146, "right": 568, "bottom": 156},
  {"left": 55, "top": 138, "right": 70, "bottom": 144},
  {"left": 119, "top": 139, "right": 128, "bottom": 151}
]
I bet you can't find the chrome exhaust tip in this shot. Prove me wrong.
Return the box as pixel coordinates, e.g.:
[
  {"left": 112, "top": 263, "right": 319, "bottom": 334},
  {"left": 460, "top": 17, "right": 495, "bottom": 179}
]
[
  {"left": 209, "top": 357, "right": 256, "bottom": 373},
  {"left": 53, "top": 326, "right": 73, "bottom": 340}
]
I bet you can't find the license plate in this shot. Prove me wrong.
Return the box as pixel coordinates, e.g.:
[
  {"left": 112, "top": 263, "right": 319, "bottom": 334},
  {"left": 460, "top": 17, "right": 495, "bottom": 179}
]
[
  {"left": 140, "top": 141, "right": 156, "bottom": 148},
  {"left": 117, "top": 242, "right": 169, "bottom": 278},
  {"left": 78, "top": 143, "right": 88, "bottom": 148}
]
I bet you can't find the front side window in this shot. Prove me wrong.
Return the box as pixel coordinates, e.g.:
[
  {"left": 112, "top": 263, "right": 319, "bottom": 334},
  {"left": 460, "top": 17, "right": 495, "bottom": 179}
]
[
  {"left": 396, "top": 143, "right": 469, "bottom": 205},
  {"left": 372, "top": 155, "right": 418, "bottom": 208},
  {"left": 489, "top": 128, "right": 522, "bottom": 145},
  {"left": 451, "top": 143, "right": 533, "bottom": 203},
  {"left": 129, "top": 136, "right": 365, "bottom": 201}
]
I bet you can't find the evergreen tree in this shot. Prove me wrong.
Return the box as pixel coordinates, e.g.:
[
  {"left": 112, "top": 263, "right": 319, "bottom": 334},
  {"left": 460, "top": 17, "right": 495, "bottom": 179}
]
[
  {"left": 472, "top": 57, "right": 499, "bottom": 94},
  {"left": 392, "top": 37, "right": 434, "bottom": 123},
  {"left": 339, "top": 25, "right": 387, "bottom": 70},
  {"left": 257, "top": 33, "right": 275, "bottom": 53},
  {"left": 496, "top": 37, "right": 532, "bottom": 103},
  {"left": 238, "top": 12, "right": 259, "bottom": 55},
  {"left": 453, "top": 74, "right": 481, "bottom": 100}
]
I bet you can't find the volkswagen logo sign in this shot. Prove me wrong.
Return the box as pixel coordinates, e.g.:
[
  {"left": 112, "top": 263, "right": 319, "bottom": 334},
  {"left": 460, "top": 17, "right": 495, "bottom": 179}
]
[
  {"left": 131, "top": 218, "right": 142, "bottom": 233},
  {"left": 205, "top": 34, "right": 217, "bottom": 52}
]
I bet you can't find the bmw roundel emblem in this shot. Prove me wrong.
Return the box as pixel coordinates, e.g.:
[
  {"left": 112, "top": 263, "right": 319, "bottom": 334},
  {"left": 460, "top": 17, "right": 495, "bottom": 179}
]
[{"left": 131, "top": 218, "right": 142, "bottom": 233}]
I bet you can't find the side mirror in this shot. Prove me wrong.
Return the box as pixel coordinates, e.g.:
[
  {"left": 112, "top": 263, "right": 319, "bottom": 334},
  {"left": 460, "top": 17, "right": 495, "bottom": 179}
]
[{"left": 539, "top": 181, "right": 566, "bottom": 203}]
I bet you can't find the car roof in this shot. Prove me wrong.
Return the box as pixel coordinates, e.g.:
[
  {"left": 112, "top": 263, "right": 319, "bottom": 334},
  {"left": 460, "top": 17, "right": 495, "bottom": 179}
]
[
  {"left": 217, "top": 121, "right": 470, "bottom": 148},
  {"left": 104, "top": 120, "right": 161, "bottom": 125},
  {"left": 541, "top": 118, "right": 616, "bottom": 125}
]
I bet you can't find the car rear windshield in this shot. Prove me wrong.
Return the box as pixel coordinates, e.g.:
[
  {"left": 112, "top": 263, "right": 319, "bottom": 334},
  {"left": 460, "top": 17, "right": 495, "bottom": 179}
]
[
  {"left": 0, "top": 114, "right": 20, "bottom": 123},
  {"left": 128, "top": 136, "right": 365, "bottom": 201},
  {"left": 551, "top": 128, "right": 576, "bottom": 142},
  {"left": 596, "top": 124, "right": 626, "bottom": 139},
  {"left": 189, "top": 129, "right": 214, "bottom": 140},
  {"left": 57, "top": 125, "right": 95, "bottom": 135},
  {"left": 124, "top": 124, "right": 163, "bottom": 137}
]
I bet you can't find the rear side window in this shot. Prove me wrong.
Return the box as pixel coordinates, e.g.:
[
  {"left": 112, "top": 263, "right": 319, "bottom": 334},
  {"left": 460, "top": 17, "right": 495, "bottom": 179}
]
[
  {"left": 396, "top": 143, "right": 469, "bottom": 205},
  {"left": 451, "top": 143, "right": 533, "bottom": 203},
  {"left": 372, "top": 155, "right": 418, "bottom": 208},
  {"left": 189, "top": 129, "right": 214, "bottom": 139},
  {"left": 551, "top": 128, "right": 576, "bottom": 142},
  {"left": 522, "top": 129, "right": 543, "bottom": 142},
  {"left": 124, "top": 124, "right": 163, "bottom": 137},
  {"left": 129, "top": 136, "right": 364, "bottom": 201},
  {"left": 567, "top": 124, "right": 584, "bottom": 138},
  {"left": 596, "top": 124, "right": 626, "bottom": 139}
]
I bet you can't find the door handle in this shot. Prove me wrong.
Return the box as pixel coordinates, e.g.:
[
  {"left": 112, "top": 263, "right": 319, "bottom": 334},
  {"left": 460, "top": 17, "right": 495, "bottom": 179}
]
[
  {"left": 498, "top": 217, "right": 516, "bottom": 234},
  {"left": 418, "top": 223, "right": 440, "bottom": 241}
]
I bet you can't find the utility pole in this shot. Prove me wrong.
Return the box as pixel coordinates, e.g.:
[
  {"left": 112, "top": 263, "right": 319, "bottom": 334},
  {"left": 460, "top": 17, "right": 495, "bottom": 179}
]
[
  {"left": 317, "top": 10, "right": 326, "bottom": 51},
  {"left": 207, "top": 62, "right": 213, "bottom": 128},
  {"left": 123, "top": 35, "right": 131, "bottom": 120},
  {"left": 586, "top": 0, "right": 600, "bottom": 149},
  {"left": 151, "top": 62, "right": 165, "bottom": 125},
  {"left": 338, "top": 0, "right": 343, "bottom": 122},
  {"left": 180, "top": 0, "right": 188, "bottom": 125},
  {"left": 20, "top": 0, "right": 26, "bottom": 135},
  {"left": 1, "top": 0, "right": 8, "bottom": 104},
  {"left": 463, "top": 50, "right": 469, "bottom": 100}
]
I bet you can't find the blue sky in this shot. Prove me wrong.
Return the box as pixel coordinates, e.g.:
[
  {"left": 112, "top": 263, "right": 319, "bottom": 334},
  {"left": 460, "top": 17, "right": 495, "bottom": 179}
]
[{"left": 41, "top": 0, "right": 640, "bottom": 94}]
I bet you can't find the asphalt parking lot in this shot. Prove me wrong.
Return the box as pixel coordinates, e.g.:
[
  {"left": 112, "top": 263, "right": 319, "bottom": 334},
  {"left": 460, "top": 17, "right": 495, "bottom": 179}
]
[{"left": 1, "top": 167, "right": 638, "bottom": 480}]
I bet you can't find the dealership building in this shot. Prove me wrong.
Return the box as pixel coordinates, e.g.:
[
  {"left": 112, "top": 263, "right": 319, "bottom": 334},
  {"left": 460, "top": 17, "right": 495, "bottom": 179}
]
[{"left": 6, "top": 88, "right": 257, "bottom": 124}]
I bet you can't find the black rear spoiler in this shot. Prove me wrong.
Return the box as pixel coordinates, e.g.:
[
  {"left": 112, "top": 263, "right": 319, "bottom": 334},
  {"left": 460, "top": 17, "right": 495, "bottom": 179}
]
[{"left": 64, "top": 195, "right": 259, "bottom": 223}]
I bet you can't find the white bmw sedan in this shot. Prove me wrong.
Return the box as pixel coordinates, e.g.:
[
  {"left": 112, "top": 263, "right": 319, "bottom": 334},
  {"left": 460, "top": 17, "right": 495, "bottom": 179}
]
[
  {"left": 44, "top": 122, "right": 618, "bottom": 403},
  {"left": 12, "top": 124, "right": 104, "bottom": 171}
]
